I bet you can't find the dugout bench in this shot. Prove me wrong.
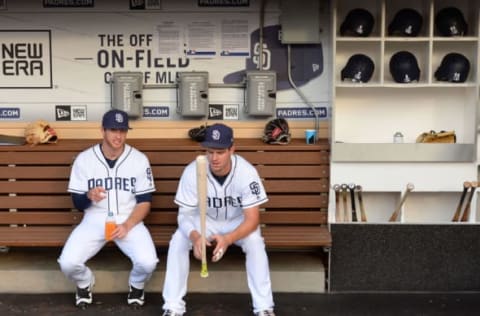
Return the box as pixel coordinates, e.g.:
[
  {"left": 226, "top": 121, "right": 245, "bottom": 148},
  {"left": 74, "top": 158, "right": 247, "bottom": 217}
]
[{"left": 0, "top": 138, "right": 331, "bottom": 250}]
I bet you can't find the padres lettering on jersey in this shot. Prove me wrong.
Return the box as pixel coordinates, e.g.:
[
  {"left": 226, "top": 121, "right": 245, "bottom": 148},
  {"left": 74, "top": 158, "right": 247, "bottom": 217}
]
[{"left": 88, "top": 177, "right": 136, "bottom": 193}]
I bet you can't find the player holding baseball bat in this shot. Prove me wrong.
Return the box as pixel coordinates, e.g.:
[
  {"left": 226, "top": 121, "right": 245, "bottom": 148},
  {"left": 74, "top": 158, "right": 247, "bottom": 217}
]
[{"left": 162, "top": 124, "right": 275, "bottom": 316}]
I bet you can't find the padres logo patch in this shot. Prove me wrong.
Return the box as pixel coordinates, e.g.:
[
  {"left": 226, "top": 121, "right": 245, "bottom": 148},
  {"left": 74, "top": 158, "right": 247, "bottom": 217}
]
[{"left": 249, "top": 181, "right": 261, "bottom": 196}]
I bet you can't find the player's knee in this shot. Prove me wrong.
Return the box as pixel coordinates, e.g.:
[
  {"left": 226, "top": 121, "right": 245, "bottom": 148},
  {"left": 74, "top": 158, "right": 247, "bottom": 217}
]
[
  {"left": 169, "top": 230, "right": 191, "bottom": 252},
  {"left": 135, "top": 257, "right": 158, "bottom": 274},
  {"left": 58, "top": 257, "right": 83, "bottom": 275},
  {"left": 240, "top": 233, "right": 266, "bottom": 253}
]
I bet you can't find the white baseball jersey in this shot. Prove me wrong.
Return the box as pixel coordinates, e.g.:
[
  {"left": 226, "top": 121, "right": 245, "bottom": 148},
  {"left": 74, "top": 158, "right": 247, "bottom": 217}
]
[
  {"left": 68, "top": 143, "right": 155, "bottom": 216},
  {"left": 175, "top": 154, "right": 268, "bottom": 222}
]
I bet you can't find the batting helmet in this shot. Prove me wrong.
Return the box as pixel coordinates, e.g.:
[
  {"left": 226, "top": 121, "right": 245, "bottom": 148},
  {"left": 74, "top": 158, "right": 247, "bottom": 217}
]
[
  {"left": 341, "top": 54, "right": 375, "bottom": 83},
  {"left": 262, "top": 118, "right": 291, "bottom": 145},
  {"left": 435, "top": 7, "right": 468, "bottom": 36},
  {"left": 389, "top": 51, "right": 420, "bottom": 83},
  {"left": 434, "top": 53, "right": 470, "bottom": 83},
  {"left": 340, "top": 8, "right": 375, "bottom": 37},
  {"left": 388, "top": 8, "right": 423, "bottom": 37}
]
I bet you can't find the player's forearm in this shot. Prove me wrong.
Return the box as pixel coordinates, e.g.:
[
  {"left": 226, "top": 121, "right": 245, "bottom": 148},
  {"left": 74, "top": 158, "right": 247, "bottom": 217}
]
[
  {"left": 177, "top": 206, "right": 197, "bottom": 238},
  {"left": 224, "top": 208, "right": 259, "bottom": 244},
  {"left": 122, "top": 201, "right": 151, "bottom": 231}
]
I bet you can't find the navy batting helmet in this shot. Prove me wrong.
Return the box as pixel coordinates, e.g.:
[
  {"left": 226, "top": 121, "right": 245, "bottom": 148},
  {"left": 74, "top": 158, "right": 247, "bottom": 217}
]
[
  {"left": 340, "top": 8, "right": 375, "bottom": 37},
  {"left": 388, "top": 8, "right": 423, "bottom": 37},
  {"left": 389, "top": 51, "right": 420, "bottom": 83},
  {"left": 435, "top": 7, "right": 468, "bottom": 36},
  {"left": 341, "top": 54, "right": 375, "bottom": 83},
  {"left": 434, "top": 53, "right": 470, "bottom": 83}
]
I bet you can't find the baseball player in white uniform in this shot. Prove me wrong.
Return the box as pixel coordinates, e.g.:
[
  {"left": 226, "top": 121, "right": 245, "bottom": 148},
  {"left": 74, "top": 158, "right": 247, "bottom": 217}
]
[
  {"left": 58, "top": 109, "right": 158, "bottom": 308},
  {"left": 162, "top": 123, "right": 275, "bottom": 316}
]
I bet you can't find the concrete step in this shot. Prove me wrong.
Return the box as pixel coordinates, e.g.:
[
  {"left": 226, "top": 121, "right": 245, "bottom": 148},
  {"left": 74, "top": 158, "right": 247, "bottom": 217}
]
[{"left": 0, "top": 247, "right": 327, "bottom": 294}]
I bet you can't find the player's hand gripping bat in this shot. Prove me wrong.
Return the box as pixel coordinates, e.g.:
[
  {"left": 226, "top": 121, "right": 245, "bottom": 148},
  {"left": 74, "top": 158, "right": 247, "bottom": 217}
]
[
  {"left": 460, "top": 181, "right": 477, "bottom": 222},
  {"left": 452, "top": 181, "right": 471, "bottom": 222},
  {"left": 196, "top": 155, "right": 209, "bottom": 278},
  {"left": 389, "top": 183, "right": 414, "bottom": 222}
]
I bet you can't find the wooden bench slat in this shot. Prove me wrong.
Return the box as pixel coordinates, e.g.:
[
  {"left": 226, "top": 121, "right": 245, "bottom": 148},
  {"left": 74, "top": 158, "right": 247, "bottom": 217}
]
[
  {"left": 0, "top": 166, "right": 71, "bottom": 179},
  {"left": 264, "top": 179, "right": 329, "bottom": 192},
  {"left": 256, "top": 165, "right": 329, "bottom": 178},
  {"left": 0, "top": 181, "right": 69, "bottom": 193},
  {"left": 0, "top": 211, "right": 83, "bottom": 225}
]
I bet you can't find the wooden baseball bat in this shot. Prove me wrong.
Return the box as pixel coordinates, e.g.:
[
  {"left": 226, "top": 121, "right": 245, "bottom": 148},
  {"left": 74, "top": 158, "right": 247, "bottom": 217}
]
[
  {"left": 333, "top": 184, "right": 343, "bottom": 222},
  {"left": 389, "top": 183, "right": 414, "bottom": 222},
  {"left": 452, "top": 181, "right": 471, "bottom": 222},
  {"left": 355, "top": 185, "right": 367, "bottom": 222},
  {"left": 196, "top": 155, "right": 209, "bottom": 278},
  {"left": 341, "top": 184, "right": 349, "bottom": 222},
  {"left": 348, "top": 183, "right": 358, "bottom": 222},
  {"left": 460, "top": 181, "right": 477, "bottom": 222}
]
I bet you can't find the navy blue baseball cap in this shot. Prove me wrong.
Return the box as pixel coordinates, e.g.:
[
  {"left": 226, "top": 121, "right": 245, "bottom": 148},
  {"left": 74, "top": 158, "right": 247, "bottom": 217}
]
[
  {"left": 201, "top": 124, "right": 234, "bottom": 149},
  {"left": 102, "top": 109, "right": 131, "bottom": 130}
]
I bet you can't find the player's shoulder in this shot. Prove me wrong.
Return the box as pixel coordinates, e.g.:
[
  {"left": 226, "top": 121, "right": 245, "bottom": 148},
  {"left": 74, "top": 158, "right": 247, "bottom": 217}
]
[
  {"left": 125, "top": 144, "right": 149, "bottom": 160},
  {"left": 232, "top": 154, "right": 257, "bottom": 175},
  {"left": 75, "top": 144, "right": 99, "bottom": 160},
  {"left": 183, "top": 159, "right": 197, "bottom": 174},
  {"left": 233, "top": 154, "right": 255, "bottom": 169}
]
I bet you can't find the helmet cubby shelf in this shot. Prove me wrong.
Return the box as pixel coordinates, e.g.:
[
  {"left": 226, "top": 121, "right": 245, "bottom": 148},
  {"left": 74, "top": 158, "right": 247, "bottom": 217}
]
[
  {"left": 332, "top": 0, "right": 479, "bottom": 161},
  {"left": 330, "top": 0, "right": 480, "bottom": 223}
]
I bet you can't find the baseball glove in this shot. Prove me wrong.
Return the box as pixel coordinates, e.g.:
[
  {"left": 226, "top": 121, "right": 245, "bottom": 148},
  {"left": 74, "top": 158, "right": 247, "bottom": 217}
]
[
  {"left": 416, "top": 130, "right": 456, "bottom": 143},
  {"left": 24, "top": 120, "right": 58, "bottom": 146},
  {"left": 262, "top": 118, "right": 291, "bottom": 145},
  {"left": 188, "top": 124, "right": 209, "bottom": 142}
]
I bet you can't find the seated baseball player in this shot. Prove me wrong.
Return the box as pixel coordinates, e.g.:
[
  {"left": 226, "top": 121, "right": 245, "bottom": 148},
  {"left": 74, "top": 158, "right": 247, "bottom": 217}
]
[
  {"left": 161, "top": 123, "right": 275, "bottom": 316},
  {"left": 57, "top": 109, "right": 158, "bottom": 308}
]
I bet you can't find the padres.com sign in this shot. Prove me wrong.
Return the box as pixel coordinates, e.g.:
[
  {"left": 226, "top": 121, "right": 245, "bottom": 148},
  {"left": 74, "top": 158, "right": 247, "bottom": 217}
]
[{"left": 0, "top": 30, "right": 52, "bottom": 88}]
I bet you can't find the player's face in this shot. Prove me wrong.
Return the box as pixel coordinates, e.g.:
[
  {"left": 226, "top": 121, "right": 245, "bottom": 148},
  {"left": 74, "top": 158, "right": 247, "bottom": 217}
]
[
  {"left": 205, "top": 146, "right": 233, "bottom": 176},
  {"left": 102, "top": 128, "right": 128, "bottom": 151}
]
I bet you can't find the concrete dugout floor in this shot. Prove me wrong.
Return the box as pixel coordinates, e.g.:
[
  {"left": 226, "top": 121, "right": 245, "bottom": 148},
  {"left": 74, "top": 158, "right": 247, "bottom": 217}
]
[{"left": 1, "top": 292, "right": 480, "bottom": 315}]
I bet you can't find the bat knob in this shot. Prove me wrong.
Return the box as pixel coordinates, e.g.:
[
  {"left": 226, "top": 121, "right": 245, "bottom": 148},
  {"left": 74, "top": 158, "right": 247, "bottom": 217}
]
[{"left": 200, "top": 263, "right": 209, "bottom": 278}]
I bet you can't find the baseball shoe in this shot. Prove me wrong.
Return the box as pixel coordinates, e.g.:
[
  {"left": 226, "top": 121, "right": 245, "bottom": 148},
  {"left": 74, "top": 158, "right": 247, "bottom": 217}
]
[
  {"left": 127, "top": 285, "right": 145, "bottom": 306},
  {"left": 162, "top": 310, "right": 183, "bottom": 316},
  {"left": 75, "top": 277, "right": 95, "bottom": 308},
  {"left": 255, "top": 310, "right": 276, "bottom": 316}
]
